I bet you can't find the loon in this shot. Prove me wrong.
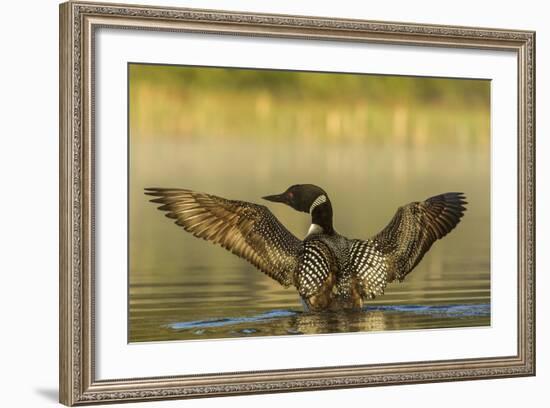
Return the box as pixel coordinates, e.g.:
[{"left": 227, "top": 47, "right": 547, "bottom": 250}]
[{"left": 145, "top": 185, "right": 466, "bottom": 312}]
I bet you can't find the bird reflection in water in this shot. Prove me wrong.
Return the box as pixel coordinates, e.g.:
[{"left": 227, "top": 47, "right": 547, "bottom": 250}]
[{"left": 289, "top": 309, "right": 389, "bottom": 335}]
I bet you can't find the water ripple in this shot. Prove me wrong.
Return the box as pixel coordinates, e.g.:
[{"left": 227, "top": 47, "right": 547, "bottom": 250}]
[
  {"left": 366, "top": 303, "right": 490, "bottom": 317},
  {"left": 167, "top": 303, "right": 489, "bottom": 332},
  {"left": 168, "top": 309, "right": 297, "bottom": 330}
]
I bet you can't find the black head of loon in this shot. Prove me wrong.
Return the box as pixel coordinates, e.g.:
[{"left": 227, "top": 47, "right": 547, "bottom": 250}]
[{"left": 262, "top": 184, "right": 335, "bottom": 235}]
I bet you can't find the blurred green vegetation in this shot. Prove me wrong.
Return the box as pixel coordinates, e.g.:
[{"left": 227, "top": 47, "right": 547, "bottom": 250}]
[
  {"left": 130, "top": 64, "right": 489, "bottom": 106},
  {"left": 129, "top": 64, "right": 490, "bottom": 146}
]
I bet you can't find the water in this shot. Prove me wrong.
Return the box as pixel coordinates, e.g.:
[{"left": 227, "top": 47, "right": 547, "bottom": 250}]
[
  {"left": 165, "top": 305, "right": 490, "bottom": 337},
  {"left": 128, "top": 75, "right": 490, "bottom": 343},
  {"left": 129, "top": 262, "right": 490, "bottom": 342}
]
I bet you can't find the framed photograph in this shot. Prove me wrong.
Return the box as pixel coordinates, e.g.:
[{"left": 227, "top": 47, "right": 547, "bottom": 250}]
[{"left": 59, "top": 1, "right": 535, "bottom": 405}]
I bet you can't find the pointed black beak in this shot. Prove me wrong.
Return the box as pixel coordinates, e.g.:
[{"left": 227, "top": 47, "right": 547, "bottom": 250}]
[{"left": 262, "top": 193, "right": 287, "bottom": 204}]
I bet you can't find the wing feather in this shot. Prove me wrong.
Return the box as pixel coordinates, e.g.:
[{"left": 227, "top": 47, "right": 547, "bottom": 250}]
[
  {"left": 145, "top": 188, "right": 301, "bottom": 286},
  {"left": 370, "top": 192, "right": 467, "bottom": 282}
]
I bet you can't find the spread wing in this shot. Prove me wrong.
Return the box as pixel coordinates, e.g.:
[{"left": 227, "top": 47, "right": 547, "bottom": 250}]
[
  {"left": 369, "top": 192, "right": 467, "bottom": 283},
  {"left": 145, "top": 188, "right": 302, "bottom": 287}
]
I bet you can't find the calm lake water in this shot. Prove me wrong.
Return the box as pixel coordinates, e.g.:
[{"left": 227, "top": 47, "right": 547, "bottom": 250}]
[
  {"left": 130, "top": 263, "right": 490, "bottom": 342},
  {"left": 129, "top": 139, "right": 490, "bottom": 343}
]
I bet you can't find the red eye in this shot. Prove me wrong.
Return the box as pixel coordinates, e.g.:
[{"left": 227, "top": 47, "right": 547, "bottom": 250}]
[{"left": 288, "top": 192, "right": 294, "bottom": 199}]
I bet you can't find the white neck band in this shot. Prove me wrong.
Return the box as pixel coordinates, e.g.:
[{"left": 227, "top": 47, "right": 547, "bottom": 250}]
[{"left": 309, "top": 194, "right": 327, "bottom": 214}]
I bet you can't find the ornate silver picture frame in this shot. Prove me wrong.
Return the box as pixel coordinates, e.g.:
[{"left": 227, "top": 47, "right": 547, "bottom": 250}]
[{"left": 59, "top": 1, "right": 535, "bottom": 405}]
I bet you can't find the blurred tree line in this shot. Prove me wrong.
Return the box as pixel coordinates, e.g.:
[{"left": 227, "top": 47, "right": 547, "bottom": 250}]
[{"left": 130, "top": 64, "right": 489, "bottom": 107}]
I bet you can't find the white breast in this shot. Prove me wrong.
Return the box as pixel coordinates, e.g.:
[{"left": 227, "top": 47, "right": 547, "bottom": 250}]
[{"left": 306, "top": 223, "right": 324, "bottom": 238}]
